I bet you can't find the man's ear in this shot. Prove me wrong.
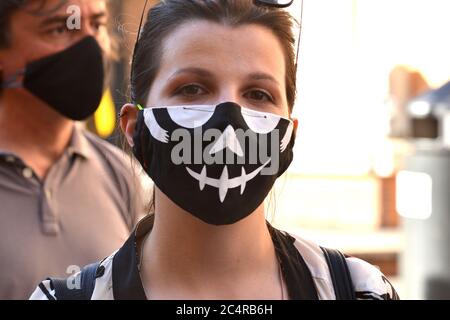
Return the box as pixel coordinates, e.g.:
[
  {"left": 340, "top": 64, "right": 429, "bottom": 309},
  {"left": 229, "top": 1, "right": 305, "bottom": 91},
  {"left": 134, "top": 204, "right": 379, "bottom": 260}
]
[
  {"left": 120, "top": 104, "right": 139, "bottom": 147},
  {"left": 0, "top": 65, "right": 3, "bottom": 95}
]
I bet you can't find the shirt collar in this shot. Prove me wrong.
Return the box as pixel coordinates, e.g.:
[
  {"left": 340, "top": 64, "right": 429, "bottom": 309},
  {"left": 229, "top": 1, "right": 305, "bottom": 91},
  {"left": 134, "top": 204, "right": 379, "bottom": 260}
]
[
  {"left": 67, "top": 124, "right": 91, "bottom": 160},
  {"left": 111, "top": 214, "right": 319, "bottom": 300},
  {"left": 0, "top": 124, "right": 91, "bottom": 162}
]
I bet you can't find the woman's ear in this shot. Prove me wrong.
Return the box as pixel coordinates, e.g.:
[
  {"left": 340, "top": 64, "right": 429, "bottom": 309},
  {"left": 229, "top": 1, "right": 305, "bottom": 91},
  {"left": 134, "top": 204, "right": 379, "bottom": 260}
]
[
  {"left": 293, "top": 118, "right": 299, "bottom": 132},
  {"left": 120, "top": 104, "right": 139, "bottom": 147}
]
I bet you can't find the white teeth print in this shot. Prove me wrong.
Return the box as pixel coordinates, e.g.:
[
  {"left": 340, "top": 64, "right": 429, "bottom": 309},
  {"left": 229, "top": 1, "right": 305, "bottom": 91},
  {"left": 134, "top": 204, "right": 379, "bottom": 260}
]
[
  {"left": 199, "top": 166, "right": 207, "bottom": 190},
  {"left": 218, "top": 166, "right": 229, "bottom": 202},
  {"left": 186, "top": 159, "right": 271, "bottom": 203},
  {"left": 240, "top": 167, "right": 246, "bottom": 195}
]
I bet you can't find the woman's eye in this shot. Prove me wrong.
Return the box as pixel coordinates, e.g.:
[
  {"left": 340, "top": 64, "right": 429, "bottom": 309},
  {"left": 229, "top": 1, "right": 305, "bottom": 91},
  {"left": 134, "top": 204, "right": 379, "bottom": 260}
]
[
  {"left": 245, "top": 89, "right": 274, "bottom": 103},
  {"left": 176, "top": 84, "right": 207, "bottom": 97}
]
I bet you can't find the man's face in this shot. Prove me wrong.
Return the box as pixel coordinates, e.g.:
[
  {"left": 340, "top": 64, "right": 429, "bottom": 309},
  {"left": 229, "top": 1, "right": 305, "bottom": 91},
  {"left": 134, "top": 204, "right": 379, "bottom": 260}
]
[{"left": 0, "top": 0, "right": 110, "bottom": 79}]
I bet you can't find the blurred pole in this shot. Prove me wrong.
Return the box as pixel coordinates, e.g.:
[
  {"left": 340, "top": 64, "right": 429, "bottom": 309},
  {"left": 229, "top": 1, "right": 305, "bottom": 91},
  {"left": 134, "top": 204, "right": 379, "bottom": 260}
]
[
  {"left": 399, "top": 146, "right": 450, "bottom": 299},
  {"left": 397, "top": 82, "right": 450, "bottom": 299}
]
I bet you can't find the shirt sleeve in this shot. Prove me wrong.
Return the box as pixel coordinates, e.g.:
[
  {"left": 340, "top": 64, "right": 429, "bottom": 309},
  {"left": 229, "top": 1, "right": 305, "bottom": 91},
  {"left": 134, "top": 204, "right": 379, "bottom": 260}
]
[
  {"left": 346, "top": 256, "right": 400, "bottom": 300},
  {"left": 29, "top": 280, "right": 57, "bottom": 300},
  {"left": 83, "top": 130, "right": 148, "bottom": 231}
]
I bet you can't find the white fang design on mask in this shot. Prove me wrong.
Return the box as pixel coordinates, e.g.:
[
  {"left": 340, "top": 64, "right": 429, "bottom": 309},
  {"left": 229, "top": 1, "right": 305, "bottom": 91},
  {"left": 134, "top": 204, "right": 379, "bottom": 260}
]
[
  {"left": 144, "top": 108, "right": 169, "bottom": 143},
  {"left": 280, "top": 122, "right": 294, "bottom": 152},
  {"left": 186, "top": 159, "right": 271, "bottom": 202}
]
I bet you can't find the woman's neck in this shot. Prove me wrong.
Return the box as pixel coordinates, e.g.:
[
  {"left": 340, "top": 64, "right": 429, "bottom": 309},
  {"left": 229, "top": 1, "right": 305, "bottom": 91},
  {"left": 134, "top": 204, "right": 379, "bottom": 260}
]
[{"left": 141, "top": 187, "right": 282, "bottom": 299}]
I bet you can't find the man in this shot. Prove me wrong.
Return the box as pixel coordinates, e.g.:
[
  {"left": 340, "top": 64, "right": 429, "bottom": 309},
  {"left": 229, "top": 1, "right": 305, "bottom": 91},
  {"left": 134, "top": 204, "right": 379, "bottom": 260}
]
[{"left": 0, "top": 0, "right": 144, "bottom": 299}]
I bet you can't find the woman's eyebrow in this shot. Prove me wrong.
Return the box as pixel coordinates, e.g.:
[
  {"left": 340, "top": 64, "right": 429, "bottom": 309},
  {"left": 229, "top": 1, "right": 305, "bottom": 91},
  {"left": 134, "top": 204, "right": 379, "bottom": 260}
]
[
  {"left": 247, "top": 72, "right": 280, "bottom": 86},
  {"left": 168, "top": 69, "right": 279, "bottom": 84},
  {"left": 168, "top": 67, "right": 215, "bottom": 80}
]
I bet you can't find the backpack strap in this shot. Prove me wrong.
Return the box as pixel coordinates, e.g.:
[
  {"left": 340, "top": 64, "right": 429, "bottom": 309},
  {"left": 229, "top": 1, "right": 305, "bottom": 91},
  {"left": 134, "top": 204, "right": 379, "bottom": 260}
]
[
  {"left": 320, "top": 247, "right": 356, "bottom": 300},
  {"left": 50, "top": 262, "right": 100, "bottom": 300}
]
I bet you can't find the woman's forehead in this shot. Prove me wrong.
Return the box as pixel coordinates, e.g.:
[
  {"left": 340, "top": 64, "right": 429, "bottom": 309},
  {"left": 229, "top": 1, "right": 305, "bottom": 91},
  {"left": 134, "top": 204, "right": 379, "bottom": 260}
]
[{"left": 158, "top": 20, "right": 286, "bottom": 82}]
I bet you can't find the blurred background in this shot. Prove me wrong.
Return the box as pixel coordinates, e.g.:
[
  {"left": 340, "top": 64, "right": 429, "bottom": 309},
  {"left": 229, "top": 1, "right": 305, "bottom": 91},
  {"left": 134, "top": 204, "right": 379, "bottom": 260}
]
[{"left": 88, "top": 0, "right": 450, "bottom": 299}]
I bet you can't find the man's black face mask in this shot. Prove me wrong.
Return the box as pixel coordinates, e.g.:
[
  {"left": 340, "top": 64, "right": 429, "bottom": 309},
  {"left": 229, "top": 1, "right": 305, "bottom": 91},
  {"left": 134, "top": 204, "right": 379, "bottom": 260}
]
[
  {"left": 2, "top": 36, "right": 104, "bottom": 121},
  {"left": 133, "top": 102, "right": 296, "bottom": 225}
]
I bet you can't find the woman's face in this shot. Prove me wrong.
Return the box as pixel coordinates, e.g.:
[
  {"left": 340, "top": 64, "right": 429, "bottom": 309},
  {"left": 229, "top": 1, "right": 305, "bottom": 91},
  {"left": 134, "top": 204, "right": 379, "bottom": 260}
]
[
  {"left": 121, "top": 20, "right": 294, "bottom": 147},
  {"left": 147, "top": 20, "right": 290, "bottom": 117}
]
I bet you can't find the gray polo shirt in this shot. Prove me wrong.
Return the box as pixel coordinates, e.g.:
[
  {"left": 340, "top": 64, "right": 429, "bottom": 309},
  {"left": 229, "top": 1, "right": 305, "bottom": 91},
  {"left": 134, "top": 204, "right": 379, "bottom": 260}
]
[{"left": 0, "top": 126, "right": 145, "bottom": 299}]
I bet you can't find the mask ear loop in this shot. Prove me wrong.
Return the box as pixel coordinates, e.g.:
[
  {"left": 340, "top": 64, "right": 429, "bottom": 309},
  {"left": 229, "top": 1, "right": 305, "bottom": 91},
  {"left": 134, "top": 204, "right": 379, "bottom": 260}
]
[{"left": 1, "top": 69, "right": 25, "bottom": 89}]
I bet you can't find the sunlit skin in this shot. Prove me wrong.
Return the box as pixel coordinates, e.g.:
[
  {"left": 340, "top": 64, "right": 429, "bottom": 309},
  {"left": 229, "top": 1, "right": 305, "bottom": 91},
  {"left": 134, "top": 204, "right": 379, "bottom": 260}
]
[
  {"left": 0, "top": 0, "right": 110, "bottom": 179},
  {"left": 121, "top": 21, "right": 298, "bottom": 300}
]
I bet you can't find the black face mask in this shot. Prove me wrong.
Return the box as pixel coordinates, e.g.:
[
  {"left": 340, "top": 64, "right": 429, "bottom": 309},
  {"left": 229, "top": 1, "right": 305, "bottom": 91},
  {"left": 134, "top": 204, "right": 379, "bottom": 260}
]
[
  {"left": 2, "top": 36, "right": 104, "bottom": 121},
  {"left": 133, "top": 102, "right": 296, "bottom": 225}
]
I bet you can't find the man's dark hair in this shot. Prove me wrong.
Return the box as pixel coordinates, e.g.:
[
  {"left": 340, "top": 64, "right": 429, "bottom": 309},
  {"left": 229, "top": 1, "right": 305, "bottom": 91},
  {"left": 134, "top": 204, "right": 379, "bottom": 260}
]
[{"left": 0, "top": 0, "right": 67, "bottom": 48}]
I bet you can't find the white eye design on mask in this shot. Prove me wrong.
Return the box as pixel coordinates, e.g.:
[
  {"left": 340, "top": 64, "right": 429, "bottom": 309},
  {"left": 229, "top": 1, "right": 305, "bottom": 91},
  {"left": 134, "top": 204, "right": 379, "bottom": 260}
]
[
  {"left": 240, "top": 108, "right": 281, "bottom": 134},
  {"left": 166, "top": 105, "right": 216, "bottom": 129},
  {"left": 241, "top": 107, "right": 294, "bottom": 153},
  {"left": 144, "top": 108, "right": 169, "bottom": 143}
]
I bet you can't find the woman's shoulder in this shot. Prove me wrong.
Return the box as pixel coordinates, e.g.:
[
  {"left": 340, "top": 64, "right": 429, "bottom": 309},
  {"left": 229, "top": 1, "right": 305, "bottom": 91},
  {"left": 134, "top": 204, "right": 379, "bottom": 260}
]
[
  {"left": 29, "top": 252, "right": 116, "bottom": 300},
  {"left": 281, "top": 229, "right": 399, "bottom": 300},
  {"left": 30, "top": 229, "right": 399, "bottom": 300}
]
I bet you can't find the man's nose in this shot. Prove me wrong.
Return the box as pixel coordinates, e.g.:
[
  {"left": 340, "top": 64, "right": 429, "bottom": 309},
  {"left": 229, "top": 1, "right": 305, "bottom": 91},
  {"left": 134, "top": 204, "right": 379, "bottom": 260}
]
[
  {"left": 79, "top": 20, "right": 97, "bottom": 38},
  {"left": 73, "top": 21, "right": 108, "bottom": 54}
]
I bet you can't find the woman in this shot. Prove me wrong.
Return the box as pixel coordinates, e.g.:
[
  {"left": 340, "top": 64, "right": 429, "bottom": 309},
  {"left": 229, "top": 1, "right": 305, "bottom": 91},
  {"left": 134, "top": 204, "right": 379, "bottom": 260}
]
[{"left": 31, "top": 0, "right": 398, "bottom": 300}]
